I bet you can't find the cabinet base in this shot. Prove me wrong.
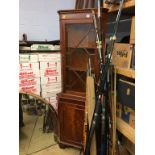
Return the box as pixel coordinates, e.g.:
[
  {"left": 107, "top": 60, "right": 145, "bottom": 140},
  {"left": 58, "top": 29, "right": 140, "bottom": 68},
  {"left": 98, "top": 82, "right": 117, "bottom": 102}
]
[
  {"left": 58, "top": 140, "right": 83, "bottom": 150},
  {"left": 58, "top": 142, "right": 67, "bottom": 149}
]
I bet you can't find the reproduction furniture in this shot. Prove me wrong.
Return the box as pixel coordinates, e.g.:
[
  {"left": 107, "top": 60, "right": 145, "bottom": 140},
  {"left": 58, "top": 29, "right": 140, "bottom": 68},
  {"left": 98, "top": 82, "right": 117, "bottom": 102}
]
[{"left": 57, "top": 9, "right": 108, "bottom": 148}]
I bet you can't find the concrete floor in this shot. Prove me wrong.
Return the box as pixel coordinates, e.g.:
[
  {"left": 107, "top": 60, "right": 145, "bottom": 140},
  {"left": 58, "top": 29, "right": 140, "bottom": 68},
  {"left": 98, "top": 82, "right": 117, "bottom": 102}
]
[
  {"left": 19, "top": 112, "right": 81, "bottom": 155},
  {"left": 31, "top": 145, "right": 81, "bottom": 155}
]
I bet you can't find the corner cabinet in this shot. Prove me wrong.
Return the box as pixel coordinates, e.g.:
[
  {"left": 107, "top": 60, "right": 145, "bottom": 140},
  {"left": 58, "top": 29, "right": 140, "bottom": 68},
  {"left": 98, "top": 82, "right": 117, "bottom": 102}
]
[{"left": 57, "top": 9, "right": 108, "bottom": 149}]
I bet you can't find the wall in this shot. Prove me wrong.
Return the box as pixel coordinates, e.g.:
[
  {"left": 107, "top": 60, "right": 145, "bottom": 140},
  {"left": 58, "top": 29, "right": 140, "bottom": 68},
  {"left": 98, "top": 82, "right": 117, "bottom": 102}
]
[{"left": 19, "top": 0, "right": 76, "bottom": 41}]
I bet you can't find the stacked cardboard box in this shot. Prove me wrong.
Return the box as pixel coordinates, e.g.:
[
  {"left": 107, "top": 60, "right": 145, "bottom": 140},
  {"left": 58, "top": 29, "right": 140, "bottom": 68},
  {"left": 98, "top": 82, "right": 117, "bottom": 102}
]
[
  {"left": 19, "top": 54, "right": 41, "bottom": 95},
  {"left": 39, "top": 53, "right": 62, "bottom": 110}
]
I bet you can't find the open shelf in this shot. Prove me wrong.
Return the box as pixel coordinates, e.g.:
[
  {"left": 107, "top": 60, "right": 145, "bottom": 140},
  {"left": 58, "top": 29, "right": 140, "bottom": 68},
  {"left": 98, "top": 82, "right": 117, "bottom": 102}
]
[
  {"left": 115, "top": 67, "right": 135, "bottom": 79},
  {"left": 116, "top": 117, "right": 135, "bottom": 144}
]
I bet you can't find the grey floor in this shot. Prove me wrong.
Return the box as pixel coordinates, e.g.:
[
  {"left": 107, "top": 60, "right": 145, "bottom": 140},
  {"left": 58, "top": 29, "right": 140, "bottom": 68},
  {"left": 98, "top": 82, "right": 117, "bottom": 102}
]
[{"left": 19, "top": 113, "right": 81, "bottom": 155}]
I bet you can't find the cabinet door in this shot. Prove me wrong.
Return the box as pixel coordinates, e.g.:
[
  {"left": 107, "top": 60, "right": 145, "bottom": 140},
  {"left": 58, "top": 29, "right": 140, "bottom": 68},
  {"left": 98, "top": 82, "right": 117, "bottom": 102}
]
[{"left": 59, "top": 101, "right": 84, "bottom": 147}]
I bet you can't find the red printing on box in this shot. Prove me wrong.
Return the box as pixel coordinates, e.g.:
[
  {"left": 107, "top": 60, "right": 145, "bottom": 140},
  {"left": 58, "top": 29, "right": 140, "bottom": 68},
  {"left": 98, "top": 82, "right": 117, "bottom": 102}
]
[
  {"left": 19, "top": 79, "right": 37, "bottom": 87},
  {"left": 20, "top": 63, "right": 33, "bottom": 70},
  {"left": 19, "top": 72, "right": 37, "bottom": 78},
  {"left": 44, "top": 69, "right": 58, "bottom": 76},
  {"left": 48, "top": 76, "right": 57, "bottom": 82},
  {"left": 20, "top": 86, "right": 38, "bottom": 93}
]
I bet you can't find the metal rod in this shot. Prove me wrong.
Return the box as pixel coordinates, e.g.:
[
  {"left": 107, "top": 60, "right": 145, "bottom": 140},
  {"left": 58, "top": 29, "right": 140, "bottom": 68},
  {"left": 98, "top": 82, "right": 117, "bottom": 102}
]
[
  {"left": 84, "top": 0, "right": 125, "bottom": 154},
  {"left": 113, "top": 0, "right": 125, "bottom": 37},
  {"left": 107, "top": 18, "right": 131, "bottom": 25}
]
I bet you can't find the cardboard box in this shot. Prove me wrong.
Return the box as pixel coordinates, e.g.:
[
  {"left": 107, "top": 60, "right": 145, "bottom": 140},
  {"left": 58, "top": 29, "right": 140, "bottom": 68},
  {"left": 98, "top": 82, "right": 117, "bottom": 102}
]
[
  {"left": 130, "top": 16, "right": 135, "bottom": 44},
  {"left": 19, "top": 62, "right": 39, "bottom": 71},
  {"left": 19, "top": 54, "right": 38, "bottom": 63},
  {"left": 40, "top": 61, "right": 61, "bottom": 70},
  {"left": 40, "top": 76, "right": 61, "bottom": 85},
  {"left": 19, "top": 62, "right": 40, "bottom": 78},
  {"left": 41, "top": 91, "right": 60, "bottom": 98},
  {"left": 19, "top": 70, "right": 40, "bottom": 79},
  {"left": 38, "top": 53, "right": 61, "bottom": 62},
  {"left": 19, "top": 78, "right": 40, "bottom": 87},
  {"left": 51, "top": 101, "right": 58, "bottom": 111},
  {"left": 45, "top": 97, "right": 57, "bottom": 103},
  {"left": 40, "top": 68, "right": 61, "bottom": 77},
  {"left": 44, "top": 96, "right": 58, "bottom": 110},
  {"left": 19, "top": 85, "right": 40, "bottom": 95},
  {"left": 112, "top": 43, "right": 133, "bottom": 68},
  {"left": 41, "top": 83, "right": 62, "bottom": 92}
]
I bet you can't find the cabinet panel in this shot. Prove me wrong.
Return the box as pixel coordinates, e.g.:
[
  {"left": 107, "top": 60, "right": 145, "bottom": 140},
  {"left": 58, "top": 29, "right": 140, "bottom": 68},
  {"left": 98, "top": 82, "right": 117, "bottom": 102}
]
[
  {"left": 66, "top": 24, "right": 96, "bottom": 48},
  {"left": 65, "top": 69, "right": 86, "bottom": 92},
  {"left": 59, "top": 101, "right": 84, "bottom": 147}
]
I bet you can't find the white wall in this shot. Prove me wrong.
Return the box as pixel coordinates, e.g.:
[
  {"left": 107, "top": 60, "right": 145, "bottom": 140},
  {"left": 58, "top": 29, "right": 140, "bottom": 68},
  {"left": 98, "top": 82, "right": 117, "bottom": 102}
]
[{"left": 19, "top": 0, "right": 76, "bottom": 41}]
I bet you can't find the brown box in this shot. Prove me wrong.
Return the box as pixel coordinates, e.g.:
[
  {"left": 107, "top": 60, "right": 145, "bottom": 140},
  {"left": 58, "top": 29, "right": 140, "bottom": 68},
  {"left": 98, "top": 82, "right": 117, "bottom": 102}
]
[
  {"left": 112, "top": 43, "right": 133, "bottom": 68},
  {"left": 130, "top": 16, "right": 135, "bottom": 44}
]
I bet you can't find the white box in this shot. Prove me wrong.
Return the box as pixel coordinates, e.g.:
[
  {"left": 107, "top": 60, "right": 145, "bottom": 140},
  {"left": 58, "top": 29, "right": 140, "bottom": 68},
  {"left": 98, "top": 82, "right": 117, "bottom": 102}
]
[
  {"left": 19, "top": 62, "right": 39, "bottom": 71},
  {"left": 19, "top": 54, "right": 38, "bottom": 63},
  {"left": 19, "top": 78, "right": 40, "bottom": 87},
  {"left": 41, "top": 83, "right": 62, "bottom": 92},
  {"left": 19, "top": 70, "right": 40, "bottom": 79},
  {"left": 40, "top": 76, "right": 61, "bottom": 85},
  {"left": 41, "top": 91, "right": 59, "bottom": 98},
  {"left": 45, "top": 97, "right": 57, "bottom": 103},
  {"left": 40, "top": 68, "right": 61, "bottom": 77},
  {"left": 19, "top": 85, "right": 40, "bottom": 96},
  {"left": 38, "top": 53, "right": 61, "bottom": 62},
  {"left": 40, "top": 61, "right": 61, "bottom": 70},
  {"left": 44, "top": 96, "right": 58, "bottom": 110},
  {"left": 51, "top": 98, "right": 58, "bottom": 111},
  {"left": 44, "top": 94, "right": 57, "bottom": 102},
  {"left": 19, "top": 62, "right": 40, "bottom": 78},
  {"left": 53, "top": 45, "right": 60, "bottom": 51}
]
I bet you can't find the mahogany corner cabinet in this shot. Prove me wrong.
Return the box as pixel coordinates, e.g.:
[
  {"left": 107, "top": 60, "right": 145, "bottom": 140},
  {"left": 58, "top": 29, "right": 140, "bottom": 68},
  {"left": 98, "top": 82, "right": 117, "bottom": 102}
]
[{"left": 57, "top": 8, "right": 108, "bottom": 149}]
